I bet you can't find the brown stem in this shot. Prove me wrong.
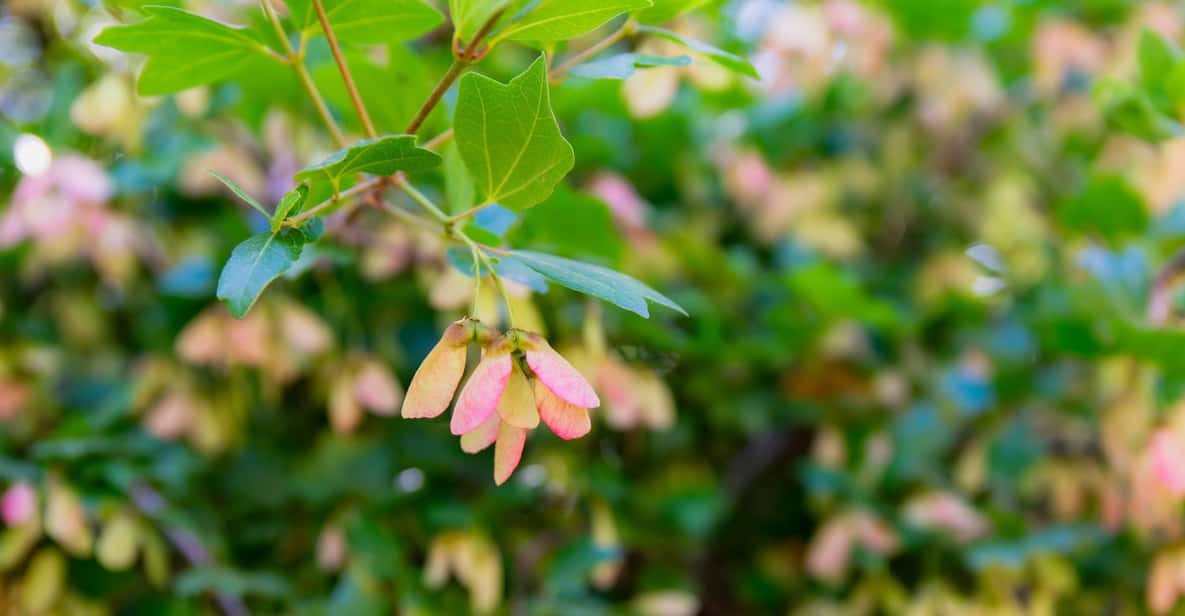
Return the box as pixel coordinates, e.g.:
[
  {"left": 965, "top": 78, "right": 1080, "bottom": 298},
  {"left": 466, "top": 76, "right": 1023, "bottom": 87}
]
[
  {"left": 404, "top": 8, "right": 506, "bottom": 135},
  {"left": 405, "top": 60, "right": 466, "bottom": 135},
  {"left": 312, "top": 0, "right": 377, "bottom": 138},
  {"left": 1149, "top": 245, "right": 1185, "bottom": 325},
  {"left": 259, "top": 0, "right": 346, "bottom": 146}
]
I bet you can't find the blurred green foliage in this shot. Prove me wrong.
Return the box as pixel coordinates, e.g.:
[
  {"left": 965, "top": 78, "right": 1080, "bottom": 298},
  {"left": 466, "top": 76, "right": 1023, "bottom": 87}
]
[{"left": 5, "top": 0, "right": 1185, "bottom": 615}]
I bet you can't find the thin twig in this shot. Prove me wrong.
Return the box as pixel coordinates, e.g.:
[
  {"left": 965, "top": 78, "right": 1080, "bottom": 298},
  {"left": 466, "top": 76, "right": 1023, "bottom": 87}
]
[
  {"left": 285, "top": 178, "right": 384, "bottom": 227},
  {"left": 259, "top": 0, "right": 346, "bottom": 146},
  {"left": 445, "top": 200, "right": 495, "bottom": 224},
  {"left": 549, "top": 19, "right": 636, "bottom": 80},
  {"left": 405, "top": 60, "right": 467, "bottom": 135},
  {"left": 404, "top": 8, "right": 507, "bottom": 135},
  {"left": 312, "top": 0, "right": 377, "bottom": 138}
]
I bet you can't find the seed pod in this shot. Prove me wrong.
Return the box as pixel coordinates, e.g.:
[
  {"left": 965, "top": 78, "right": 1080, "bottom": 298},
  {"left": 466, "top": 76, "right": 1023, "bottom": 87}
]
[
  {"left": 45, "top": 477, "right": 92, "bottom": 557},
  {"left": 1, "top": 482, "right": 37, "bottom": 526},
  {"left": 402, "top": 320, "right": 473, "bottom": 419},
  {"left": 355, "top": 358, "right": 403, "bottom": 416},
  {"left": 535, "top": 379, "right": 591, "bottom": 440},
  {"left": 20, "top": 547, "right": 65, "bottom": 614},
  {"left": 451, "top": 338, "right": 514, "bottom": 435},
  {"left": 496, "top": 367, "right": 539, "bottom": 429},
  {"left": 96, "top": 508, "right": 139, "bottom": 571},
  {"left": 460, "top": 414, "right": 500, "bottom": 454},
  {"left": 522, "top": 332, "right": 600, "bottom": 408},
  {"left": 493, "top": 422, "right": 527, "bottom": 486}
]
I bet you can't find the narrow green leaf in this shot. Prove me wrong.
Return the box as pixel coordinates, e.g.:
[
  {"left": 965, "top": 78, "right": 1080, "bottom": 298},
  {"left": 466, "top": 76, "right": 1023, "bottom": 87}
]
[
  {"left": 497, "top": 0, "right": 652, "bottom": 43},
  {"left": 93, "top": 6, "right": 265, "bottom": 95},
  {"left": 216, "top": 223, "right": 319, "bottom": 318},
  {"left": 450, "top": 0, "right": 510, "bottom": 43},
  {"left": 287, "top": 0, "right": 443, "bottom": 45},
  {"left": 635, "top": 0, "right": 708, "bottom": 25},
  {"left": 455, "top": 56, "right": 574, "bottom": 210},
  {"left": 568, "top": 52, "right": 691, "bottom": 80},
  {"left": 294, "top": 135, "right": 441, "bottom": 189},
  {"left": 636, "top": 25, "right": 758, "bottom": 79},
  {"left": 508, "top": 249, "right": 686, "bottom": 318},
  {"left": 208, "top": 170, "right": 270, "bottom": 219},
  {"left": 271, "top": 184, "right": 310, "bottom": 230},
  {"left": 1140, "top": 30, "right": 1182, "bottom": 97}
]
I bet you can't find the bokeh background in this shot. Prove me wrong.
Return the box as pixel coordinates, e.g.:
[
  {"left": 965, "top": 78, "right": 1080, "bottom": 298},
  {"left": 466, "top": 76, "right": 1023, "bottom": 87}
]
[{"left": 5, "top": 0, "right": 1185, "bottom": 614}]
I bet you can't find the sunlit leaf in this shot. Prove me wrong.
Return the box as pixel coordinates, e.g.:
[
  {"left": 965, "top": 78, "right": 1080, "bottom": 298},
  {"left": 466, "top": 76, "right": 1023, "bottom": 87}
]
[
  {"left": 496, "top": 0, "right": 652, "bottom": 43},
  {"left": 287, "top": 0, "right": 444, "bottom": 45},
  {"left": 294, "top": 135, "right": 441, "bottom": 189},
  {"left": 93, "top": 6, "right": 267, "bottom": 95},
  {"left": 508, "top": 249, "right": 685, "bottom": 317},
  {"left": 455, "top": 56, "right": 574, "bottom": 210},
  {"left": 636, "top": 25, "right": 758, "bottom": 79}
]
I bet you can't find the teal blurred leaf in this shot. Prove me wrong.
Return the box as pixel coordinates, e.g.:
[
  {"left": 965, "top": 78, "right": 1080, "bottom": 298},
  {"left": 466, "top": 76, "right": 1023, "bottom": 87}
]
[
  {"left": 294, "top": 135, "right": 441, "bottom": 190},
  {"left": 216, "top": 221, "right": 322, "bottom": 317},
  {"left": 568, "top": 52, "right": 691, "bottom": 80},
  {"left": 508, "top": 249, "right": 685, "bottom": 317},
  {"left": 636, "top": 25, "right": 758, "bottom": 79}
]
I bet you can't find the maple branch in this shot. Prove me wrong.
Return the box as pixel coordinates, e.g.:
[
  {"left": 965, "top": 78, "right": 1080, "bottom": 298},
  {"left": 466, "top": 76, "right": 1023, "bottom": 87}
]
[
  {"left": 259, "top": 0, "right": 346, "bottom": 147},
  {"left": 405, "top": 8, "right": 507, "bottom": 135},
  {"left": 312, "top": 0, "right": 377, "bottom": 138}
]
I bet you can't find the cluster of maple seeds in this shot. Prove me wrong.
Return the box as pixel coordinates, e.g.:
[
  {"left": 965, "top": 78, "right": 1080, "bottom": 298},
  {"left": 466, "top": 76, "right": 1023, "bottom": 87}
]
[{"left": 401, "top": 318, "right": 600, "bottom": 485}]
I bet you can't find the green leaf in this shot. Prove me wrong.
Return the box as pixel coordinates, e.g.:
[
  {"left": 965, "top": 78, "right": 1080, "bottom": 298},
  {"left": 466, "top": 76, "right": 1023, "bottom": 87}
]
[
  {"left": 496, "top": 0, "right": 653, "bottom": 43},
  {"left": 216, "top": 223, "right": 320, "bottom": 318},
  {"left": 93, "top": 6, "right": 266, "bottom": 95},
  {"left": 635, "top": 0, "right": 708, "bottom": 24},
  {"left": 444, "top": 142, "right": 477, "bottom": 214},
  {"left": 1059, "top": 174, "right": 1148, "bottom": 243},
  {"left": 271, "top": 184, "right": 310, "bottom": 230},
  {"left": 1140, "top": 30, "right": 1182, "bottom": 102},
  {"left": 511, "top": 185, "right": 623, "bottom": 263},
  {"left": 508, "top": 249, "right": 686, "bottom": 317},
  {"left": 208, "top": 170, "right": 270, "bottom": 219},
  {"left": 1095, "top": 77, "right": 1184, "bottom": 141},
  {"left": 450, "top": 0, "right": 510, "bottom": 43},
  {"left": 636, "top": 25, "right": 758, "bottom": 79},
  {"left": 568, "top": 52, "right": 691, "bottom": 79},
  {"left": 455, "top": 56, "right": 575, "bottom": 210},
  {"left": 294, "top": 135, "right": 441, "bottom": 190},
  {"left": 286, "top": 0, "right": 443, "bottom": 45}
]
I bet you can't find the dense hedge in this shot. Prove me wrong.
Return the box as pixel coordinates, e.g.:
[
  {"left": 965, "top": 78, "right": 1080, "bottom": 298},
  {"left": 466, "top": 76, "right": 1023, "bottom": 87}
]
[{"left": 4, "top": 0, "right": 1185, "bottom": 614}]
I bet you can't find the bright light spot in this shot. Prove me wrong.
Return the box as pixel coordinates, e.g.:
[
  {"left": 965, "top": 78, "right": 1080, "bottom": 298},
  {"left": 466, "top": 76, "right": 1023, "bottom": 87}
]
[
  {"left": 966, "top": 243, "right": 1005, "bottom": 272},
  {"left": 13, "top": 133, "right": 51, "bottom": 176},
  {"left": 395, "top": 467, "right": 425, "bottom": 492},
  {"left": 972, "top": 276, "right": 1006, "bottom": 297}
]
